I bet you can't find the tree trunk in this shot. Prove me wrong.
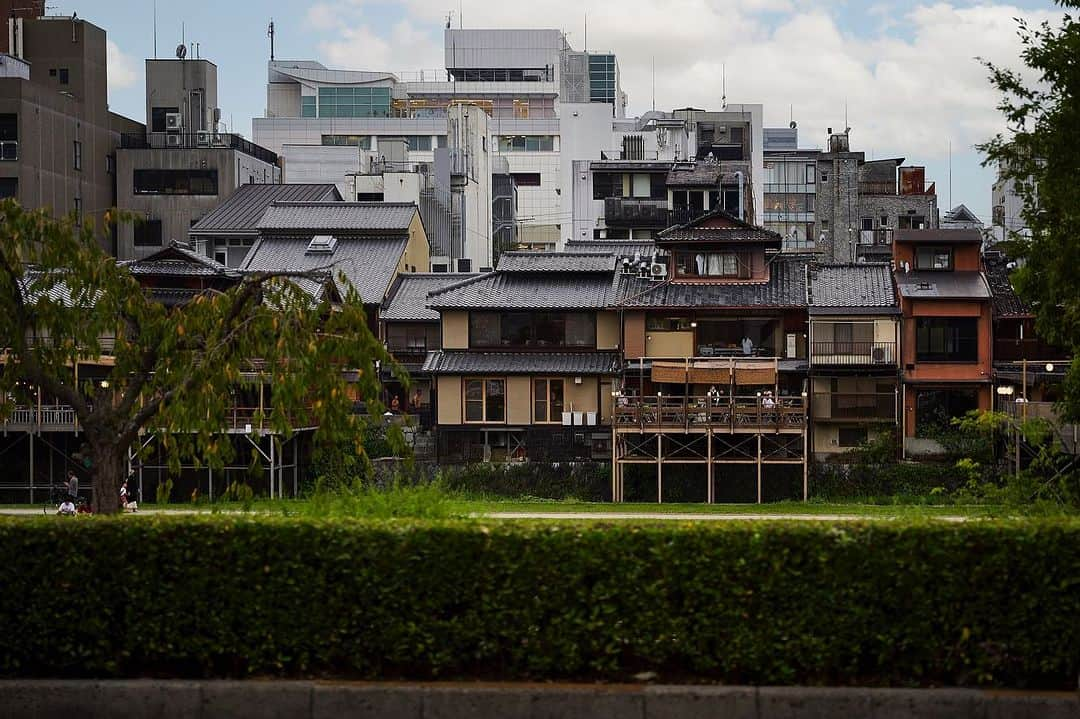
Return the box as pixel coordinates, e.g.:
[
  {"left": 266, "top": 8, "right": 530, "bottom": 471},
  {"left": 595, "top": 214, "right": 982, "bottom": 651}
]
[{"left": 89, "top": 439, "right": 125, "bottom": 514}]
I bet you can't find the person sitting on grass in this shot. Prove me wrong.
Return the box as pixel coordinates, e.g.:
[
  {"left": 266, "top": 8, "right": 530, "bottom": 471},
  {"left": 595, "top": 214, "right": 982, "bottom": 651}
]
[
  {"left": 58, "top": 499, "right": 76, "bottom": 516},
  {"left": 120, "top": 480, "right": 138, "bottom": 512}
]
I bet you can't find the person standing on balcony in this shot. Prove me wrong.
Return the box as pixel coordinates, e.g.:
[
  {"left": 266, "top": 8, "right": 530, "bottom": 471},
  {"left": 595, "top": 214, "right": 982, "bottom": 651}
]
[
  {"left": 741, "top": 336, "right": 753, "bottom": 356},
  {"left": 412, "top": 389, "right": 423, "bottom": 411}
]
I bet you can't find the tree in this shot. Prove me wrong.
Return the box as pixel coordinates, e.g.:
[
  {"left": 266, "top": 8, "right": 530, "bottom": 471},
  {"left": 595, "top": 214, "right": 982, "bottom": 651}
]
[
  {"left": 0, "top": 201, "right": 399, "bottom": 513},
  {"left": 979, "top": 2, "right": 1080, "bottom": 419}
]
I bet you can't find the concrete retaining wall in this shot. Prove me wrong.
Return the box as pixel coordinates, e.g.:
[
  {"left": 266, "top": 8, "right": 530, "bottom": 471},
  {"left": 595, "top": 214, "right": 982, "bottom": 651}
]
[{"left": 2, "top": 680, "right": 1077, "bottom": 719}]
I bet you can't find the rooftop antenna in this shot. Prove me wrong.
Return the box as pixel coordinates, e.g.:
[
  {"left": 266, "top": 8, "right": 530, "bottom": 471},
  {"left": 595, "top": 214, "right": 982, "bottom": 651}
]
[
  {"left": 721, "top": 64, "right": 726, "bottom": 110},
  {"left": 153, "top": 0, "right": 157, "bottom": 59},
  {"left": 651, "top": 56, "right": 655, "bottom": 112},
  {"left": 949, "top": 139, "right": 953, "bottom": 210},
  {"left": 445, "top": 10, "right": 452, "bottom": 29},
  {"left": 458, "top": 0, "right": 462, "bottom": 28},
  {"left": 268, "top": 19, "right": 274, "bottom": 61},
  {"left": 584, "top": 11, "right": 587, "bottom": 52}
]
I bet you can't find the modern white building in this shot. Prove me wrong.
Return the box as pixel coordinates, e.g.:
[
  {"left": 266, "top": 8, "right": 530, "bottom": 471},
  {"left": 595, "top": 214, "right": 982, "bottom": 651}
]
[
  {"left": 991, "top": 164, "right": 1032, "bottom": 243},
  {"left": 253, "top": 28, "right": 626, "bottom": 263}
]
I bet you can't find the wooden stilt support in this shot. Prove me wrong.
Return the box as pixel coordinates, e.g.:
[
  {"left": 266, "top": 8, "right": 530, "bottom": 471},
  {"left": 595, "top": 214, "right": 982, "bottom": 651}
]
[
  {"left": 756, "top": 432, "right": 763, "bottom": 504},
  {"left": 706, "top": 428, "right": 714, "bottom": 503},
  {"left": 656, "top": 433, "right": 663, "bottom": 504}
]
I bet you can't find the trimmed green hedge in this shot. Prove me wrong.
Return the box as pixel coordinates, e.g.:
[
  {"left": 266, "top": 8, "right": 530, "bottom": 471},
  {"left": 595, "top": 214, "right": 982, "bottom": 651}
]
[{"left": 1, "top": 517, "right": 1078, "bottom": 687}]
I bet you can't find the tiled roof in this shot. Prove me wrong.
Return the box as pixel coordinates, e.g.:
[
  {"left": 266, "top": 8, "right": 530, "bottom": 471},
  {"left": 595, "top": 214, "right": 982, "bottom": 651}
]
[
  {"left": 382, "top": 273, "right": 478, "bottom": 322},
  {"left": 427, "top": 272, "right": 616, "bottom": 310},
  {"left": 496, "top": 251, "right": 616, "bottom": 273},
  {"left": 615, "top": 255, "right": 809, "bottom": 308},
  {"left": 191, "top": 184, "right": 341, "bottom": 235},
  {"left": 256, "top": 202, "right": 417, "bottom": 233},
  {"left": 422, "top": 350, "right": 622, "bottom": 375},
  {"left": 983, "top": 252, "right": 1031, "bottom": 317},
  {"left": 123, "top": 242, "right": 238, "bottom": 278},
  {"left": 807, "top": 263, "right": 899, "bottom": 314},
  {"left": 239, "top": 236, "right": 408, "bottom": 305},
  {"left": 895, "top": 271, "right": 991, "bottom": 300},
  {"left": 564, "top": 240, "right": 657, "bottom": 258},
  {"left": 656, "top": 228, "right": 781, "bottom": 244},
  {"left": 667, "top": 164, "right": 723, "bottom": 187},
  {"left": 896, "top": 228, "right": 984, "bottom": 245}
]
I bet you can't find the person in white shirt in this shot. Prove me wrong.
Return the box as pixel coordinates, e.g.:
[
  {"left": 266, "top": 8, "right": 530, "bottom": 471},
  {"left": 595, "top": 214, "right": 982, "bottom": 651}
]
[
  {"left": 58, "top": 500, "right": 76, "bottom": 516},
  {"left": 762, "top": 391, "right": 776, "bottom": 409}
]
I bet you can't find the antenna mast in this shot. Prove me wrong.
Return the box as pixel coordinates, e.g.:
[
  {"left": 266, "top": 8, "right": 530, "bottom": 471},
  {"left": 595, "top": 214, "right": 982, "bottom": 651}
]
[
  {"left": 153, "top": 0, "right": 157, "bottom": 59},
  {"left": 584, "top": 11, "right": 587, "bottom": 52},
  {"left": 268, "top": 19, "right": 275, "bottom": 61},
  {"left": 721, "top": 64, "right": 726, "bottom": 109},
  {"left": 651, "top": 56, "right": 655, "bottom": 112}
]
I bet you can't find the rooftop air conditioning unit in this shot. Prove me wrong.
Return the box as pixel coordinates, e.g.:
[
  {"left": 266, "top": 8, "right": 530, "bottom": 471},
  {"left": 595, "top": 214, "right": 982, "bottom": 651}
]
[
  {"left": 166, "top": 133, "right": 183, "bottom": 147},
  {"left": 620, "top": 258, "right": 633, "bottom": 275},
  {"left": 196, "top": 130, "right": 211, "bottom": 146},
  {"left": 650, "top": 262, "right": 667, "bottom": 279},
  {"left": 165, "top": 112, "right": 183, "bottom": 131}
]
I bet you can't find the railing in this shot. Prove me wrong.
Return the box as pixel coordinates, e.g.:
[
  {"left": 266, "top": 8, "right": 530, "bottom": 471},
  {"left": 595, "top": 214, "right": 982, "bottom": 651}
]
[
  {"left": 614, "top": 396, "right": 805, "bottom": 431},
  {"left": 2, "top": 404, "right": 77, "bottom": 431},
  {"left": 604, "top": 197, "right": 670, "bottom": 227},
  {"left": 120, "top": 132, "right": 279, "bottom": 165},
  {"left": 811, "top": 393, "right": 895, "bottom": 421},
  {"left": 858, "top": 229, "right": 894, "bottom": 246},
  {"left": 810, "top": 341, "right": 896, "bottom": 366},
  {"left": 994, "top": 340, "right": 1070, "bottom": 363}
]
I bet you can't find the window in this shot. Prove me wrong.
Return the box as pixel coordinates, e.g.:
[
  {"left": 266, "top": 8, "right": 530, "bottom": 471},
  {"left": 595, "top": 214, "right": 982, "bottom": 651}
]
[
  {"left": 356, "top": 192, "right": 384, "bottom": 201},
  {"left": 58, "top": 68, "right": 69, "bottom": 85},
  {"left": 73, "top": 196, "right": 81, "bottom": 218},
  {"left": 861, "top": 217, "right": 874, "bottom": 231},
  {"left": 511, "top": 172, "right": 541, "bottom": 187},
  {"left": 406, "top": 135, "right": 432, "bottom": 151},
  {"left": 0, "top": 113, "right": 17, "bottom": 161},
  {"left": 469, "top": 312, "right": 596, "bottom": 348},
  {"left": 533, "top": 379, "right": 565, "bottom": 423},
  {"left": 133, "top": 219, "right": 163, "bottom": 247},
  {"left": 916, "top": 318, "right": 978, "bottom": 362},
  {"left": 820, "top": 172, "right": 828, "bottom": 183},
  {"left": 899, "top": 215, "right": 926, "bottom": 230},
  {"left": 133, "top": 169, "right": 218, "bottom": 195},
  {"left": 464, "top": 379, "right": 505, "bottom": 422},
  {"left": 316, "top": 86, "right": 391, "bottom": 118},
  {"left": 631, "top": 173, "right": 651, "bottom": 198},
  {"left": 497, "top": 135, "right": 555, "bottom": 152},
  {"left": 674, "top": 251, "right": 750, "bottom": 279},
  {"left": 805, "top": 164, "right": 816, "bottom": 183},
  {"left": 838, "top": 427, "right": 868, "bottom": 447},
  {"left": 105, "top": 154, "right": 115, "bottom": 174},
  {"left": 0, "top": 177, "right": 17, "bottom": 198},
  {"left": 646, "top": 316, "right": 694, "bottom": 331},
  {"left": 386, "top": 324, "right": 440, "bottom": 352},
  {"left": 592, "top": 172, "right": 621, "bottom": 199},
  {"left": 73, "top": 140, "right": 81, "bottom": 171},
  {"left": 915, "top": 246, "right": 953, "bottom": 271},
  {"left": 321, "top": 134, "right": 371, "bottom": 149},
  {"left": 300, "top": 96, "right": 316, "bottom": 118}
]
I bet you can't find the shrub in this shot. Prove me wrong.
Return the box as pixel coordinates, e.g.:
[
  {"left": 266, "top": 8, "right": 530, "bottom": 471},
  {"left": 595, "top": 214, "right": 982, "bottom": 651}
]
[
  {"left": 438, "top": 462, "right": 611, "bottom": 501},
  {"left": 0, "top": 517, "right": 1077, "bottom": 687}
]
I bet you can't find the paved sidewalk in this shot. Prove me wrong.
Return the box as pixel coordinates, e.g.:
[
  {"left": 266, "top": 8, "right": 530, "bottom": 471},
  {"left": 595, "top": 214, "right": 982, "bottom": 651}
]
[{"left": 1, "top": 680, "right": 1076, "bottom": 718}]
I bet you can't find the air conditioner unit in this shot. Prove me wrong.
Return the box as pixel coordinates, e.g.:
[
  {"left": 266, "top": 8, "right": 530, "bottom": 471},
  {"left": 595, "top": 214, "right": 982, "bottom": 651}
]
[
  {"left": 650, "top": 262, "right": 667, "bottom": 279},
  {"left": 165, "top": 112, "right": 183, "bottom": 131},
  {"left": 196, "top": 130, "right": 211, "bottom": 146},
  {"left": 166, "top": 134, "right": 183, "bottom": 147},
  {"left": 871, "top": 346, "right": 888, "bottom": 364}
]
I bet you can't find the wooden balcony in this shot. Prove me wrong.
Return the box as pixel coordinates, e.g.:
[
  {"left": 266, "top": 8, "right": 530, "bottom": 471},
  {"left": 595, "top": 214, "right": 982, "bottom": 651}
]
[
  {"left": 811, "top": 392, "right": 896, "bottom": 422},
  {"left": 810, "top": 341, "right": 897, "bottom": 367},
  {"left": 614, "top": 395, "right": 805, "bottom": 433}
]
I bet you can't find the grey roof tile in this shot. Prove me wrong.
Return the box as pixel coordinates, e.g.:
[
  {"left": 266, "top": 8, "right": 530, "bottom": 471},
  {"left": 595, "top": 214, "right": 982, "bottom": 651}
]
[
  {"left": 615, "top": 255, "right": 809, "bottom": 308},
  {"left": 422, "top": 350, "right": 622, "bottom": 375},
  {"left": 564, "top": 240, "right": 657, "bottom": 259},
  {"left": 496, "top": 251, "right": 616, "bottom": 273},
  {"left": 190, "top": 184, "right": 342, "bottom": 235},
  {"left": 427, "top": 272, "right": 616, "bottom": 309},
  {"left": 256, "top": 202, "right": 417, "bottom": 233},
  {"left": 983, "top": 251, "right": 1030, "bottom": 318},
  {"left": 382, "top": 273, "right": 478, "bottom": 322},
  {"left": 122, "top": 242, "right": 238, "bottom": 278},
  {"left": 808, "top": 263, "right": 898, "bottom": 314},
  {"left": 896, "top": 228, "right": 984, "bottom": 245},
  {"left": 239, "top": 236, "right": 408, "bottom": 305}
]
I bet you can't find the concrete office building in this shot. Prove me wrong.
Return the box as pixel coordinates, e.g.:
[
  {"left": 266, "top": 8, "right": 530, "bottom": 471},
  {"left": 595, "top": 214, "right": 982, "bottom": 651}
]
[
  {"left": 116, "top": 56, "right": 280, "bottom": 259},
  {"left": 0, "top": 13, "right": 139, "bottom": 249},
  {"left": 254, "top": 28, "right": 625, "bottom": 262}
]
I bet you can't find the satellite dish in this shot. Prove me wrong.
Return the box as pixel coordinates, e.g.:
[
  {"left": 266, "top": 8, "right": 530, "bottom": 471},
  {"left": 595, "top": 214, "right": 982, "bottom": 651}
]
[{"left": 175, "top": 44, "right": 187, "bottom": 60}]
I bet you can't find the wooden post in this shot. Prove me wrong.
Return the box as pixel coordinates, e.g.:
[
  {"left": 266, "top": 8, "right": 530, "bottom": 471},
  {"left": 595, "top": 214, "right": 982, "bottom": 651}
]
[
  {"left": 269, "top": 435, "right": 275, "bottom": 500},
  {"left": 706, "top": 427, "right": 713, "bottom": 503},
  {"left": 656, "top": 432, "right": 662, "bottom": 504},
  {"left": 802, "top": 418, "right": 809, "bottom": 502},
  {"left": 28, "top": 431, "right": 33, "bottom": 504},
  {"left": 756, "top": 432, "right": 763, "bottom": 504},
  {"left": 611, "top": 415, "right": 618, "bottom": 503}
]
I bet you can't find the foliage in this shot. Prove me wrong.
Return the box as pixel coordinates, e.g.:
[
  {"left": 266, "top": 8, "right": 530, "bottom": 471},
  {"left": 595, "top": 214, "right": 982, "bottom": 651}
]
[
  {"left": 0, "top": 202, "right": 397, "bottom": 512},
  {"left": 979, "top": 4, "right": 1080, "bottom": 419},
  {"left": 154, "top": 477, "right": 174, "bottom": 505},
  {"left": 0, "top": 517, "right": 1078, "bottom": 687},
  {"left": 438, "top": 462, "right": 611, "bottom": 501},
  {"left": 812, "top": 460, "right": 973, "bottom": 503},
  {"left": 286, "top": 478, "right": 458, "bottom": 520}
]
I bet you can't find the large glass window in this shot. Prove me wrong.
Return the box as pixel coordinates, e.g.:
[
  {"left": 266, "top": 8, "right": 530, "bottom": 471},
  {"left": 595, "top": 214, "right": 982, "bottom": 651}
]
[
  {"left": 301, "top": 96, "right": 316, "bottom": 118},
  {"left": 317, "top": 86, "right": 391, "bottom": 118},
  {"left": 915, "top": 246, "right": 953, "bottom": 271},
  {"left": 469, "top": 312, "right": 596, "bottom": 348},
  {"left": 916, "top": 318, "right": 978, "bottom": 362},
  {"left": 386, "top": 324, "right": 440, "bottom": 352},
  {"left": 533, "top": 379, "right": 565, "bottom": 423},
  {"left": 674, "top": 251, "right": 750, "bottom": 279},
  {"left": 497, "top": 135, "right": 555, "bottom": 152},
  {"left": 133, "top": 169, "right": 218, "bottom": 195},
  {"left": 593, "top": 172, "right": 622, "bottom": 199},
  {"left": 464, "top": 379, "right": 505, "bottom": 422},
  {"left": 321, "top": 134, "right": 371, "bottom": 149}
]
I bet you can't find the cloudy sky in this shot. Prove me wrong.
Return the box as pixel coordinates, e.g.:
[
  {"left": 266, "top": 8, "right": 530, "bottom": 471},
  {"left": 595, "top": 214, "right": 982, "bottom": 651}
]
[{"left": 79, "top": 0, "right": 1058, "bottom": 224}]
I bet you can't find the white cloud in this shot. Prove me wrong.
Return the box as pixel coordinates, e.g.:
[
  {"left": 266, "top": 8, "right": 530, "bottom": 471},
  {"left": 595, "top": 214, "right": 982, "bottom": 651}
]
[
  {"left": 106, "top": 39, "right": 137, "bottom": 90},
  {"left": 310, "top": 1, "right": 1059, "bottom": 162}
]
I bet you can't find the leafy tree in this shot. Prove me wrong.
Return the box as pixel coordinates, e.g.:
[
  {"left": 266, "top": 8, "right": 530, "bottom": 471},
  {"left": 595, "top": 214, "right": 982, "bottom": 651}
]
[
  {"left": 0, "top": 201, "right": 400, "bottom": 513},
  {"left": 979, "top": 3, "right": 1080, "bottom": 418}
]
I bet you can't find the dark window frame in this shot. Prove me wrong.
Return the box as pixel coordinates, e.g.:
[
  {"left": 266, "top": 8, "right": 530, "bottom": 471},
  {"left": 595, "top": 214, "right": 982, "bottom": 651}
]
[
  {"left": 133, "top": 218, "right": 163, "bottom": 247},
  {"left": 533, "top": 378, "right": 565, "bottom": 423},
  {"left": 133, "top": 168, "right": 219, "bottom": 196},
  {"left": 915, "top": 317, "right": 979, "bottom": 363},
  {"left": 915, "top": 246, "right": 953, "bottom": 271},
  {"left": 464, "top": 378, "right": 506, "bottom": 423},
  {"left": 468, "top": 311, "right": 596, "bottom": 350}
]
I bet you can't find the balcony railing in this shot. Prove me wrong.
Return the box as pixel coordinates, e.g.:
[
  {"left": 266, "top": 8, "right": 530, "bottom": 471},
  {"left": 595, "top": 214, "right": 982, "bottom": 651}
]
[
  {"left": 604, "top": 197, "right": 670, "bottom": 227},
  {"left": 811, "top": 393, "right": 896, "bottom": 421},
  {"left": 1, "top": 404, "right": 77, "bottom": 431},
  {"left": 993, "top": 340, "right": 1070, "bottom": 363},
  {"left": 614, "top": 395, "right": 805, "bottom": 431},
  {"left": 120, "top": 132, "right": 278, "bottom": 165},
  {"left": 810, "top": 341, "right": 896, "bottom": 366},
  {"left": 858, "top": 229, "right": 894, "bottom": 246}
]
